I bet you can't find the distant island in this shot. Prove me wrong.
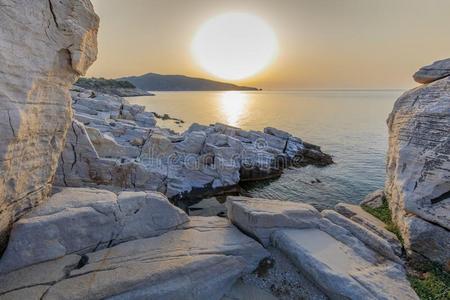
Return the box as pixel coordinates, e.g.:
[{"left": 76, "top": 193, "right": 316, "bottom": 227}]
[{"left": 119, "top": 73, "right": 260, "bottom": 91}]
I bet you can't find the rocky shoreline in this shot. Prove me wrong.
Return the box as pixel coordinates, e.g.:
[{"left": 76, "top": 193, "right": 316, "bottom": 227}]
[
  {"left": 56, "top": 85, "right": 333, "bottom": 205},
  {"left": 0, "top": 1, "right": 448, "bottom": 299}
]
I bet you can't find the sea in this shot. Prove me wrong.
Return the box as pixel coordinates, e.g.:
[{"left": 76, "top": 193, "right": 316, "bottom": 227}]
[{"left": 127, "top": 90, "right": 404, "bottom": 210}]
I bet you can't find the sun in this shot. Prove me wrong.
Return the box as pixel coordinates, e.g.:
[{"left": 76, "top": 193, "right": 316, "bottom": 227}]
[{"left": 191, "top": 12, "right": 278, "bottom": 81}]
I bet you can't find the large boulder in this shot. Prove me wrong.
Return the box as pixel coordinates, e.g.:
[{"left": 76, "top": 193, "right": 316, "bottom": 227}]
[
  {"left": 0, "top": 0, "right": 98, "bottom": 250},
  {"left": 0, "top": 188, "right": 188, "bottom": 273},
  {"left": 386, "top": 71, "right": 450, "bottom": 265},
  {"left": 413, "top": 58, "right": 450, "bottom": 84}
]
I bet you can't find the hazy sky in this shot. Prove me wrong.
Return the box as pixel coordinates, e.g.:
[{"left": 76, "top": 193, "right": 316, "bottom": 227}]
[{"left": 89, "top": 0, "right": 450, "bottom": 89}]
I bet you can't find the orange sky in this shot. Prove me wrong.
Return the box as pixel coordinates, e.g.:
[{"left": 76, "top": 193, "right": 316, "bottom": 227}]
[{"left": 88, "top": 0, "right": 450, "bottom": 89}]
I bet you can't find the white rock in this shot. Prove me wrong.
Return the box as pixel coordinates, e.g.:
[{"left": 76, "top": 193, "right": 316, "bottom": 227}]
[
  {"left": 335, "top": 203, "right": 402, "bottom": 255},
  {"left": 0, "top": 188, "right": 188, "bottom": 273},
  {"left": 226, "top": 196, "right": 321, "bottom": 246},
  {"left": 0, "top": 216, "right": 268, "bottom": 300},
  {"left": 140, "top": 132, "right": 174, "bottom": 159},
  {"left": 386, "top": 74, "right": 450, "bottom": 264},
  {"left": 272, "top": 229, "right": 418, "bottom": 300},
  {"left": 264, "top": 127, "right": 292, "bottom": 140},
  {"left": 86, "top": 126, "right": 140, "bottom": 158},
  {"left": 322, "top": 210, "right": 401, "bottom": 263},
  {"left": 0, "top": 0, "right": 98, "bottom": 249},
  {"left": 60, "top": 99, "right": 331, "bottom": 201},
  {"left": 0, "top": 254, "right": 81, "bottom": 295},
  {"left": 175, "top": 131, "right": 207, "bottom": 154}
]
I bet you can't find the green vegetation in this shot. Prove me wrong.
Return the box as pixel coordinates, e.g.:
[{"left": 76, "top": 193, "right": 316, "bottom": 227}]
[
  {"left": 362, "top": 199, "right": 450, "bottom": 299},
  {"left": 361, "top": 199, "right": 403, "bottom": 244},
  {"left": 76, "top": 77, "right": 136, "bottom": 89},
  {"left": 408, "top": 261, "right": 450, "bottom": 300}
]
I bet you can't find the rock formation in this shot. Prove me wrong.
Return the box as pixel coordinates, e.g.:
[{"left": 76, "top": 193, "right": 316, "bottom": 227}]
[
  {"left": 386, "top": 59, "right": 450, "bottom": 265},
  {"left": 0, "top": 191, "right": 418, "bottom": 299},
  {"left": 0, "top": 189, "right": 269, "bottom": 299},
  {"left": 55, "top": 86, "right": 332, "bottom": 201},
  {"left": 0, "top": 189, "right": 188, "bottom": 273},
  {"left": 413, "top": 58, "right": 450, "bottom": 84},
  {"left": 226, "top": 197, "right": 417, "bottom": 299},
  {"left": 0, "top": 0, "right": 99, "bottom": 250}
]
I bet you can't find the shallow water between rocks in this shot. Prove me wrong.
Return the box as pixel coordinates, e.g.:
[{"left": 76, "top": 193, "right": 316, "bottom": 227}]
[{"left": 127, "top": 90, "right": 402, "bottom": 210}]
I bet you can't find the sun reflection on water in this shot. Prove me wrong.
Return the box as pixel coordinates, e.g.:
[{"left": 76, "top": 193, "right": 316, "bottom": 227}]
[{"left": 219, "top": 91, "right": 249, "bottom": 127}]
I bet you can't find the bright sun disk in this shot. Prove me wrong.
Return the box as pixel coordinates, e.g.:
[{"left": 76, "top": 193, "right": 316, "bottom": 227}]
[{"left": 192, "top": 12, "right": 278, "bottom": 81}]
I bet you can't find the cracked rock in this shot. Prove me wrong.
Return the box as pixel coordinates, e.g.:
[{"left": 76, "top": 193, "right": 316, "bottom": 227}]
[{"left": 0, "top": 188, "right": 188, "bottom": 273}]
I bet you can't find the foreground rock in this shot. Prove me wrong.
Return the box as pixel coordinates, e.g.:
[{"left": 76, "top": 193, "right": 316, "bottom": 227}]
[
  {"left": 0, "top": 218, "right": 268, "bottom": 300},
  {"left": 0, "top": 188, "right": 188, "bottom": 273},
  {"left": 413, "top": 58, "right": 450, "bottom": 84},
  {"left": 0, "top": 0, "right": 98, "bottom": 250},
  {"left": 386, "top": 62, "right": 450, "bottom": 265},
  {"left": 55, "top": 88, "right": 332, "bottom": 201},
  {"left": 273, "top": 229, "right": 417, "bottom": 300},
  {"left": 226, "top": 197, "right": 418, "bottom": 299}
]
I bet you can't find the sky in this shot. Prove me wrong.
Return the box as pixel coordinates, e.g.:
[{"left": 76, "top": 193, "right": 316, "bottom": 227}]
[{"left": 88, "top": 0, "right": 450, "bottom": 90}]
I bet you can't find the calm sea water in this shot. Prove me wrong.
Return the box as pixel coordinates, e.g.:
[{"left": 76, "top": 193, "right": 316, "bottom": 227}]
[{"left": 127, "top": 90, "right": 403, "bottom": 209}]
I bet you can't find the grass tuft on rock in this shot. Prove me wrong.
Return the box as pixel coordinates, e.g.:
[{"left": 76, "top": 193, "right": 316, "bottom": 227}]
[
  {"left": 407, "top": 260, "right": 450, "bottom": 300},
  {"left": 361, "top": 199, "right": 403, "bottom": 244}
]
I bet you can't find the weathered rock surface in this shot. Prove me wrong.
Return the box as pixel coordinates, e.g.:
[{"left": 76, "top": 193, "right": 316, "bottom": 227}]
[
  {"left": 386, "top": 70, "right": 450, "bottom": 265},
  {"left": 226, "top": 196, "right": 321, "bottom": 246},
  {"left": 56, "top": 88, "right": 332, "bottom": 201},
  {"left": 413, "top": 58, "right": 450, "bottom": 84},
  {"left": 360, "top": 189, "right": 385, "bottom": 208},
  {"left": 335, "top": 203, "right": 402, "bottom": 255},
  {"left": 0, "top": 0, "right": 99, "bottom": 250},
  {"left": 322, "top": 210, "right": 401, "bottom": 263},
  {"left": 0, "top": 188, "right": 188, "bottom": 273},
  {"left": 0, "top": 216, "right": 268, "bottom": 300},
  {"left": 223, "top": 197, "right": 417, "bottom": 299},
  {"left": 272, "top": 229, "right": 418, "bottom": 300}
]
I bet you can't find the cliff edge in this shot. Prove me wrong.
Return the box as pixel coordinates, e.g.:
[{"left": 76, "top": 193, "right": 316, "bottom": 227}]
[{"left": 386, "top": 58, "right": 450, "bottom": 266}]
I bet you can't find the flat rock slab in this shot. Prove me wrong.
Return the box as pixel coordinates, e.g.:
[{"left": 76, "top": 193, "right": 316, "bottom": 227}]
[
  {"left": 272, "top": 229, "right": 418, "bottom": 300},
  {"left": 0, "top": 217, "right": 268, "bottom": 300},
  {"left": 0, "top": 188, "right": 188, "bottom": 273},
  {"left": 226, "top": 196, "right": 321, "bottom": 246}
]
